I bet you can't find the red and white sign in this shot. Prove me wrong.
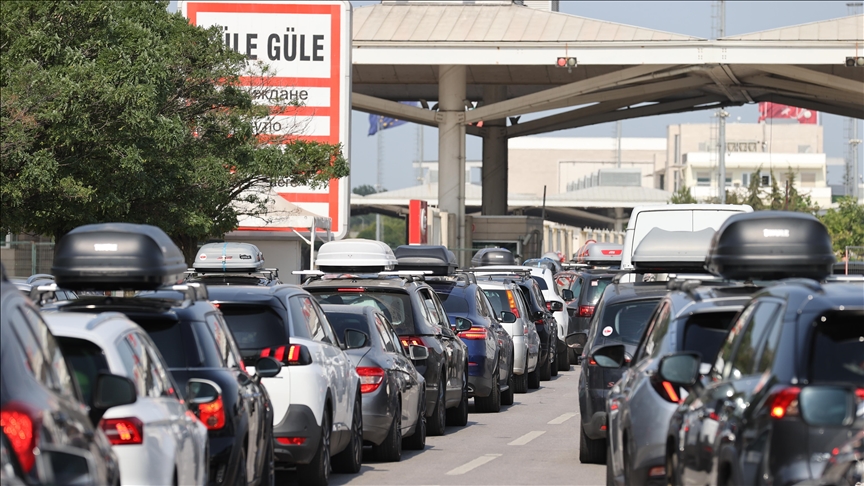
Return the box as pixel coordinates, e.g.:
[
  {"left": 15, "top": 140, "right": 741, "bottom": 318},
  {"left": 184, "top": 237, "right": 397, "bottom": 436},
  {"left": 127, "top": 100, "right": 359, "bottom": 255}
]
[
  {"left": 757, "top": 102, "right": 817, "bottom": 125},
  {"left": 408, "top": 200, "right": 428, "bottom": 244},
  {"left": 181, "top": 1, "right": 351, "bottom": 239}
]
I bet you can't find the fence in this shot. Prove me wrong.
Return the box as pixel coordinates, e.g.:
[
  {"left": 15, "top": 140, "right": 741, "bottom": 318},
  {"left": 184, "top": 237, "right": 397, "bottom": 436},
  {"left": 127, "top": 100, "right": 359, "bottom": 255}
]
[
  {"left": 843, "top": 246, "right": 864, "bottom": 275},
  {"left": 0, "top": 242, "right": 55, "bottom": 277}
]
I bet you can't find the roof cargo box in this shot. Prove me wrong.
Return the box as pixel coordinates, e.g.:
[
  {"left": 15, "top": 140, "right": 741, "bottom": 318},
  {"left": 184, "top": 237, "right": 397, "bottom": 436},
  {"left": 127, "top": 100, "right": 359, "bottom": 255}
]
[
  {"left": 315, "top": 239, "right": 397, "bottom": 273},
  {"left": 472, "top": 248, "right": 516, "bottom": 267},
  {"left": 394, "top": 245, "right": 457, "bottom": 276},
  {"left": 578, "top": 243, "right": 623, "bottom": 265},
  {"left": 705, "top": 211, "right": 835, "bottom": 280},
  {"left": 632, "top": 228, "right": 715, "bottom": 273},
  {"left": 193, "top": 242, "right": 265, "bottom": 272},
  {"left": 52, "top": 223, "right": 186, "bottom": 290}
]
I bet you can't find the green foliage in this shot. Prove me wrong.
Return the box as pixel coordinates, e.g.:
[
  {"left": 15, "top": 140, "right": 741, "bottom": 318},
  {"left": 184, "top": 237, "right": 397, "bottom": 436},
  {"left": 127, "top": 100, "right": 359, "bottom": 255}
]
[
  {"left": 357, "top": 216, "right": 406, "bottom": 249},
  {"left": 819, "top": 197, "right": 864, "bottom": 255},
  {"left": 352, "top": 185, "right": 380, "bottom": 197},
  {"left": 781, "top": 169, "right": 819, "bottom": 214},
  {"left": 767, "top": 170, "right": 784, "bottom": 210},
  {"left": 669, "top": 184, "right": 697, "bottom": 204},
  {"left": 743, "top": 168, "right": 765, "bottom": 210},
  {"left": 1, "top": 1, "right": 347, "bottom": 260}
]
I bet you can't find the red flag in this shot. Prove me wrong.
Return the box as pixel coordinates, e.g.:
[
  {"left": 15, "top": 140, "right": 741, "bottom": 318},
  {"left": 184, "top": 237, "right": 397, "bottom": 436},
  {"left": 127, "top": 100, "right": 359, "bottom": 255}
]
[{"left": 758, "top": 102, "right": 817, "bottom": 124}]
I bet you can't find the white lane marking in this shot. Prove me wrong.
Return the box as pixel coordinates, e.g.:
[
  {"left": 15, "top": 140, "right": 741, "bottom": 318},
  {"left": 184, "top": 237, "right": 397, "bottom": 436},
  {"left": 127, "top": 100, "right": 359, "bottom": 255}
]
[
  {"left": 508, "top": 430, "right": 546, "bottom": 446},
  {"left": 446, "top": 454, "right": 502, "bottom": 476},
  {"left": 548, "top": 412, "right": 578, "bottom": 424}
]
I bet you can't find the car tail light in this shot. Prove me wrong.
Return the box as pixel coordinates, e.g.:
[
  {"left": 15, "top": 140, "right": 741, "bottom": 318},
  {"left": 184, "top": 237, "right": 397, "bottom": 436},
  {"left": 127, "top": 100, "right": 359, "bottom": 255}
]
[
  {"left": 506, "top": 291, "right": 521, "bottom": 318},
  {"left": 399, "top": 336, "right": 425, "bottom": 349},
  {"left": 652, "top": 380, "right": 682, "bottom": 404},
  {"left": 460, "top": 327, "right": 488, "bottom": 340},
  {"left": 0, "top": 404, "right": 39, "bottom": 472},
  {"left": 260, "top": 344, "right": 312, "bottom": 366},
  {"left": 198, "top": 397, "right": 226, "bottom": 430},
  {"left": 856, "top": 388, "right": 864, "bottom": 401},
  {"left": 578, "top": 305, "right": 595, "bottom": 318},
  {"left": 769, "top": 387, "right": 801, "bottom": 419},
  {"left": 648, "top": 466, "right": 665, "bottom": 477},
  {"left": 100, "top": 417, "right": 144, "bottom": 445},
  {"left": 357, "top": 367, "right": 385, "bottom": 393},
  {"left": 545, "top": 302, "right": 552, "bottom": 311},
  {"left": 337, "top": 287, "right": 365, "bottom": 292},
  {"left": 275, "top": 437, "right": 306, "bottom": 445}
]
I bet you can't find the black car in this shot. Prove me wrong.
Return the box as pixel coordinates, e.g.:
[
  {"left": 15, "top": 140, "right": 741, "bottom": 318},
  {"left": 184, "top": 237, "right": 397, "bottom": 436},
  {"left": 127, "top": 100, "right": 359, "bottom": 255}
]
[
  {"left": 306, "top": 273, "right": 470, "bottom": 437},
  {"left": 1, "top": 267, "right": 134, "bottom": 486},
  {"left": 560, "top": 270, "right": 615, "bottom": 363},
  {"left": 46, "top": 223, "right": 277, "bottom": 486}
]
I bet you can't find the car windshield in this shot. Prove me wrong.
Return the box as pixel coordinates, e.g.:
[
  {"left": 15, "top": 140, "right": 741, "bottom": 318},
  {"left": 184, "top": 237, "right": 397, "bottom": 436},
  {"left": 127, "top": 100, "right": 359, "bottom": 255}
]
[
  {"left": 681, "top": 311, "right": 739, "bottom": 364},
  {"left": 326, "top": 312, "right": 372, "bottom": 340},
  {"left": 598, "top": 300, "right": 659, "bottom": 345},
  {"left": 584, "top": 278, "right": 612, "bottom": 305},
  {"left": 56, "top": 337, "right": 109, "bottom": 406},
  {"left": 309, "top": 290, "right": 418, "bottom": 335},
  {"left": 219, "top": 304, "right": 288, "bottom": 351},
  {"left": 809, "top": 313, "right": 864, "bottom": 385}
]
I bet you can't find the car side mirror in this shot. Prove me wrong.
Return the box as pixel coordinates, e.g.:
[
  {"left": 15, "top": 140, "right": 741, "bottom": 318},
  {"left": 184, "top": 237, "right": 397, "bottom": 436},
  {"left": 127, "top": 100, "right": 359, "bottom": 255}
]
[
  {"left": 255, "top": 356, "right": 282, "bottom": 379},
  {"left": 408, "top": 345, "right": 429, "bottom": 361},
  {"left": 499, "top": 311, "right": 517, "bottom": 324},
  {"left": 90, "top": 373, "right": 137, "bottom": 424},
  {"left": 343, "top": 329, "right": 369, "bottom": 349},
  {"left": 550, "top": 301, "right": 564, "bottom": 312},
  {"left": 561, "top": 289, "right": 575, "bottom": 301},
  {"left": 565, "top": 332, "right": 588, "bottom": 355},
  {"left": 186, "top": 379, "right": 222, "bottom": 405},
  {"left": 657, "top": 352, "right": 702, "bottom": 387},
  {"left": 589, "top": 344, "right": 627, "bottom": 368},
  {"left": 40, "top": 444, "right": 99, "bottom": 486},
  {"left": 798, "top": 386, "right": 859, "bottom": 427},
  {"left": 454, "top": 317, "right": 473, "bottom": 333},
  {"left": 531, "top": 311, "right": 545, "bottom": 321}
]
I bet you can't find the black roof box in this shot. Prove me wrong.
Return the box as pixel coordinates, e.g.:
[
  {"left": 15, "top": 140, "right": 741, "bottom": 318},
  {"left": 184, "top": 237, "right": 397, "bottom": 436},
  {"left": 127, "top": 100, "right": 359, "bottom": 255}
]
[
  {"left": 394, "top": 245, "right": 457, "bottom": 276},
  {"left": 471, "top": 248, "right": 516, "bottom": 267},
  {"left": 632, "top": 228, "right": 715, "bottom": 273},
  {"left": 705, "top": 211, "right": 835, "bottom": 280},
  {"left": 52, "top": 223, "right": 187, "bottom": 290}
]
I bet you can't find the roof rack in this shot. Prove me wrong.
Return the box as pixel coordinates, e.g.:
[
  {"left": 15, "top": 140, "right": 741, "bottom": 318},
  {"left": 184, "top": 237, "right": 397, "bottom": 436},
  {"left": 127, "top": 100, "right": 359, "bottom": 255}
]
[
  {"left": 26, "top": 274, "right": 55, "bottom": 284},
  {"left": 777, "top": 278, "right": 823, "bottom": 292},
  {"left": 166, "top": 282, "right": 209, "bottom": 302},
  {"left": 426, "top": 271, "right": 477, "bottom": 285},
  {"left": 29, "top": 283, "right": 60, "bottom": 306},
  {"left": 186, "top": 267, "right": 280, "bottom": 279},
  {"left": 378, "top": 270, "right": 430, "bottom": 281},
  {"left": 468, "top": 266, "right": 533, "bottom": 276}
]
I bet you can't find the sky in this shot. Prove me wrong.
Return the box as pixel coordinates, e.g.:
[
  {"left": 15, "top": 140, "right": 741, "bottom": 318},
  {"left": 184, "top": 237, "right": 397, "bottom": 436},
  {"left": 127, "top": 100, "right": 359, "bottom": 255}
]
[{"left": 169, "top": 0, "right": 862, "bottom": 192}]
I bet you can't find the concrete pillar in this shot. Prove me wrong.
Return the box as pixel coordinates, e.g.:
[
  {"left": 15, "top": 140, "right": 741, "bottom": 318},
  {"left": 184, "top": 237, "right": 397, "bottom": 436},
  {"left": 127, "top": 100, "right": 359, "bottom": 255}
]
[
  {"left": 614, "top": 207, "right": 625, "bottom": 232},
  {"left": 437, "top": 65, "right": 466, "bottom": 258},
  {"left": 481, "top": 85, "right": 508, "bottom": 215}
]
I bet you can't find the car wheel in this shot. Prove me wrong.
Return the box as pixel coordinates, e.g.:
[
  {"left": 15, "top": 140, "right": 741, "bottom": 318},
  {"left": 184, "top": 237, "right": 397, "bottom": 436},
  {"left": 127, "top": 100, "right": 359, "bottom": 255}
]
[
  {"left": 297, "top": 410, "right": 330, "bottom": 486},
  {"left": 501, "top": 365, "right": 514, "bottom": 406},
  {"left": 333, "top": 394, "right": 363, "bottom": 473},
  {"left": 261, "top": 438, "right": 275, "bottom": 486},
  {"left": 234, "top": 448, "right": 248, "bottom": 486},
  {"left": 606, "top": 437, "right": 615, "bottom": 486},
  {"left": 427, "top": 372, "right": 447, "bottom": 436},
  {"left": 446, "top": 368, "right": 469, "bottom": 426},
  {"left": 550, "top": 345, "right": 559, "bottom": 376},
  {"left": 403, "top": 402, "right": 426, "bottom": 451},
  {"left": 474, "top": 367, "right": 501, "bottom": 413},
  {"left": 557, "top": 345, "right": 570, "bottom": 371},
  {"left": 579, "top": 424, "right": 606, "bottom": 464},
  {"left": 528, "top": 362, "right": 541, "bottom": 389},
  {"left": 513, "top": 371, "right": 528, "bottom": 394},
  {"left": 539, "top": 352, "right": 552, "bottom": 381},
  {"left": 373, "top": 400, "right": 402, "bottom": 462},
  {"left": 666, "top": 444, "right": 679, "bottom": 486},
  {"left": 569, "top": 347, "right": 581, "bottom": 365}
]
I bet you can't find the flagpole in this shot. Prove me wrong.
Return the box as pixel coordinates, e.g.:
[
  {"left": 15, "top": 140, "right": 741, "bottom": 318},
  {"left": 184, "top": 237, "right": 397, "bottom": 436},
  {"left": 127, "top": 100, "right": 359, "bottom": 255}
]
[{"left": 376, "top": 118, "right": 383, "bottom": 242}]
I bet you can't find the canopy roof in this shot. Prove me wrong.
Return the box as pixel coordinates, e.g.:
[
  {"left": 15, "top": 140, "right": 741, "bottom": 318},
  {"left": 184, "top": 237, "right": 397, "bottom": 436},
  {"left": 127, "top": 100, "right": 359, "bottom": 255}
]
[{"left": 720, "top": 14, "right": 864, "bottom": 42}]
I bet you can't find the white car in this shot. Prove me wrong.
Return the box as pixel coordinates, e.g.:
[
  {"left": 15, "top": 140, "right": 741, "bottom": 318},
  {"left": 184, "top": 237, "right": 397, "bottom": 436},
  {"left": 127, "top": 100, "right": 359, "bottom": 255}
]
[{"left": 43, "top": 312, "right": 209, "bottom": 486}]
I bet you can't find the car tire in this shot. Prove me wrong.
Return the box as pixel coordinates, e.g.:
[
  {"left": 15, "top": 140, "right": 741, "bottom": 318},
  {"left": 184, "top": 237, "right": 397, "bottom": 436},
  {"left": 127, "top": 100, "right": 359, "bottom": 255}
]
[
  {"left": 569, "top": 348, "right": 580, "bottom": 365},
  {"left": 446, "top": 368, "right": 469, "bottom": 426},
  {"left": 579, "top": 425, "right": 606, "bottom": 464},
  {"left": 474, "top": 367, "right": 501, "bottom": 413},
  {"left": 539, "top": 353, "right": 552, "bottom": 381},
  {"left": 550, "top": 345, "right": 559, "bottom": 377},
  {"left": 234, "top": 448, "right": 248, "bottom": 486},
  {"left": 557, "top": 346, "right": 570, "bottom": 371},
  {"left": 528, "top": 363, "right": 541, "bottom": 389},
  {"left": 297, "top": 410, "right": 330, "bottom": 486},
  {"left": 666, "top": 444, "right": 680, "bottom": 486},
  {"left": 403, "top": 404, "right": 426, "bottom": 451},
  {"left": 373, "top": 401, "right": 402, "bottom": 462},
  {"left": 333, "top": 394, "right": 363, "bottom": 473},
  {"left": 262, "top": 438, "right": 275, "bottom": 486},
  {"left": 427, "top": 373, "right": 447, "bottom": 436},
  {"left": 501, "top": 365, "right": 514, "bottom": 406},
  {"left": 606, "top": 437, "right": 615, "bottom": 486},
  {"left": 513, "top": 371, "right": 528, "bottom": 394}
]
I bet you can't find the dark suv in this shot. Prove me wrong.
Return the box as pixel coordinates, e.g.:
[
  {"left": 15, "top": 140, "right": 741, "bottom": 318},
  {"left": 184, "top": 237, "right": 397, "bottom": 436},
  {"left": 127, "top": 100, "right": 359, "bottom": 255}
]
[
  {"left": 305, "top": 274, "right": 470, "bottom": 436},
  {"left": 561, "top": 270, "right": 615, "bottom": 363}
]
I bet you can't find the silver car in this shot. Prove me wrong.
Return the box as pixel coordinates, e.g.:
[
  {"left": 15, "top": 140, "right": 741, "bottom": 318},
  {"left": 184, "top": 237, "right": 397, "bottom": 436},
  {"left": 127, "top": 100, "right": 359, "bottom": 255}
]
[{"left": 477, "top": 280, "right": 541, "bottom": 392}]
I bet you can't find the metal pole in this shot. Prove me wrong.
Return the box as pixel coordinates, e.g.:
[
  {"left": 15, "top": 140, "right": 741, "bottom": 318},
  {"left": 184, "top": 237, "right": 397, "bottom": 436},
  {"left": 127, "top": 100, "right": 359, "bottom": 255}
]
[
  {"left": 616, "top": 120, "right": 622, "bottom": 168},
  {"left": 540, "top": 185, "right": 547, "bottom": 252},
  {"left": 375, "top": 213, "right": 382, "bottom": 242},
  {"left": 310, "top": 223, "right": 316, "bottom": 270},
  {"left": 718, "top": 109, "right": 728, "bottom": 203},
  {"left": 31, "top": 241, "right": 36, "bottom": 276}
]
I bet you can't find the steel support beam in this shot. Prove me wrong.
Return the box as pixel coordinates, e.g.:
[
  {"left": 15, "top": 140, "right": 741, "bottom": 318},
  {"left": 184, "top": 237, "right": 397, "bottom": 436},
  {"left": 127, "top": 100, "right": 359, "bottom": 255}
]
[
  {"left": 753, "top": 94, "right": 864, "bottom": 119},
  {"left": 481, "top": 85, "right": 508, "bottom": 216},
  {"left": 352, "top": 92, "right": 438, "bottom": 126},
  {"left": 754, "top": 65, "right": 864, "bottom": 95},
  {"left": 743, "top": 75, "right": 864, "bottom": 106},
  {"left": 437, "top": 65, "right": 467, "bottom": 257}
]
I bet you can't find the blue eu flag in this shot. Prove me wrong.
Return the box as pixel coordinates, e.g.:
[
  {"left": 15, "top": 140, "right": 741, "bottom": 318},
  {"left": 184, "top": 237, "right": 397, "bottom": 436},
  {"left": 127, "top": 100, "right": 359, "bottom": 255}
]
[{"left": 368, "top": 102, "right": 420, "bottom": 136}]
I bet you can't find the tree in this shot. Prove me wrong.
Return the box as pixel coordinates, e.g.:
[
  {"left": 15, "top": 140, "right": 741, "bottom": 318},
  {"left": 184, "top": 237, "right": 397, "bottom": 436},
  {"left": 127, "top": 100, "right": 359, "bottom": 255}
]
[
  {"left": 1, "top": 1, "right": 347, "bottom": 261},
  {"left": 669, "top": 184, "right": 698, "bottom": 204},
  {"left": 743, "top": 168, "right": 765, "bottom": 210},
  {"left": 781, "top": 169, "right": 819, "bottom": 214},
  {"left": 357, "top": 215, "right": 406, "bottom": 249},
  {"left": 820, "top": 197, "right": 864, "bottom": 256},
  {"left": 767, "top": 170, "right": 785, "bottom": 210},
  {"left": 352, "top": 185, "right": 381, "bottom": 197}
]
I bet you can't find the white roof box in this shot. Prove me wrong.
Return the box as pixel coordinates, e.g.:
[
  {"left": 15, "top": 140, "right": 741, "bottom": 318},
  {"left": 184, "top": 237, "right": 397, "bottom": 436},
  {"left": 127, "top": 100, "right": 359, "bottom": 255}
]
[
  {"left": 577, "top": 243, "right": 623, "bottom": 264},
  {"left": 193, "top": 242, "right": 265, "bottom": 271},
  {"left": 316, "top": 239, "right": 397, "bottom": 273},
  {"left": 632, "top": 228, "right": 715, "bottom": 273}
]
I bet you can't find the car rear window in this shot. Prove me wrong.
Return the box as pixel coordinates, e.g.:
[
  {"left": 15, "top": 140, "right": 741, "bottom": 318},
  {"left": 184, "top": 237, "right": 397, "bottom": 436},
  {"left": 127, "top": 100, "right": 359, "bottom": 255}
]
[
  {"left": 433, "top": 286, "right": 470, "bottom": 315},
  {"left": 597, "top": 300, "right": 659, "bottom": 345},
  {"left": 219, "top": 304, "right": 288, "bottom": 351},
  {"left": 584, "top": 278, "right": 612, "bottom": 305},
  {"left": 482, "top": 289, "right": 508, "bottom": 315},
  {"left": 135, "top": 318, "right": 187, "bottom": 368},
  {"left": 56, "top": 337, "right": 109, "bottom": 406},
  {"left": 326, "top": 312, "right": 371, "bottom": 339},
  {"left": 681, "top": 311, "right": 738, "bottom": 364},
  {"left": 531, "top": 276, "right": 548, "bottom": 290},
  {"left": 809, "top": 312, "right": 864, "bottom": 385},
  {"left": 309, "top": 290, "right": 418, "bottom": 335}
]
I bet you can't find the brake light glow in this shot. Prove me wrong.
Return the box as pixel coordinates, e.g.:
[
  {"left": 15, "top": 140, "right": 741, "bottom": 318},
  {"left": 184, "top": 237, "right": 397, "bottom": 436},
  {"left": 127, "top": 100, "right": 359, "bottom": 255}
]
[
  {"left": 400, "top": 336, "right": 425, "bottom": 348},
  {"left": 276, "top": 437, "right": 306, "bottom": 445},
  {"left": 337, "top": 288, "right": 365, "bottom": 292},
  {"left": 260, "top": 344, "right": 311, "bottom": 365},
  {"left": 578, "top": 305, "right": 595, "bottom": 318},
  {"left": 100, "top": 417, "right": 144, "bottom": 445},
  {"left": 460, "top": 327, "right": 488, "bottom": 340},
  {"left": 356, "top": 367, "right": 385, "bottom": 393},
  {"left": 198, "top": 397, "right": 226, "bottom": 430},
  {"left": 769, "top": 387, "right": 801, "bottom": 419},
  {"left": 506, "top": 291, "right": 520, "bottom": 318},
  {"left": 855, "top": 388, "right": 864, "bottom": 401},
  {"left": 274, "top": 346, "right": 286, "bottom": 362},
  {"left": 0, "top": 406, "right": 38, "bottom": 472},
  {"left": 546, "top": 302, "right": 552, "bottom": 311},
  {"left": 588, "top": 357, "right": 597, "bottom": 366},
  {"left": 648, "top": 466, "right": 666, "bottom": 477}
]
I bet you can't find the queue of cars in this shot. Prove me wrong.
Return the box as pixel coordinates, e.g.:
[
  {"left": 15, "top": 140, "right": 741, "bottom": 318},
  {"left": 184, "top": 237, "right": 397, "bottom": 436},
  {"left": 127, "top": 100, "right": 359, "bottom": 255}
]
[
  {"left": 559, "top": 206, "right": 863, "bottom": 486},
  {"left": 1, "top": 224, "right": 581, "bottom": 486}
]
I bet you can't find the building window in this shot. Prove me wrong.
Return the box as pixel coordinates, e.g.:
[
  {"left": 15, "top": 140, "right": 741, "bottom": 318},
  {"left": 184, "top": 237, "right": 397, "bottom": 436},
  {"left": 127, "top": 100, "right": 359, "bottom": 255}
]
[
  {"left": 761, "top": 174, "right": 772, "bottom": 187},
  {"left": 696, "top": 171, "right": 711, "bottom": 186},
  {"left": 742, "top": 173, "right": 750, "bottom": 187},
  {"left": 800, "top": 172, "right": 816, "bottom": 187}
]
